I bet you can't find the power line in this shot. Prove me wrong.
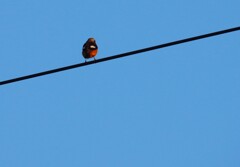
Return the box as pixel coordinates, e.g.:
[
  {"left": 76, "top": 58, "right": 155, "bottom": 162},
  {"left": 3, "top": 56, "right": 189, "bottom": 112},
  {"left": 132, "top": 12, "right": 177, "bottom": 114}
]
[{"left": 1, "top": 26, "right": 240, "bottom": 86}]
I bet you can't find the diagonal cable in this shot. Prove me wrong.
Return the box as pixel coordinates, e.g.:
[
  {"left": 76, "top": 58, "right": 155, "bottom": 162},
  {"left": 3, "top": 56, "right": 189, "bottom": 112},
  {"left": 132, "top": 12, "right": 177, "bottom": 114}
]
[{"left": 1, "top": 26, "right": 240, "bottom": 86}]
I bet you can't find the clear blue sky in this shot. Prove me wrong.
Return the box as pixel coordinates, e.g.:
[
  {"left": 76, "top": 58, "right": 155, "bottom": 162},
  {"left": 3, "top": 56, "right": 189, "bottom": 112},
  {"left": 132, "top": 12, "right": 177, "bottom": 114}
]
[{"left": 1, "top": 0, "right": 240, "bottom": 167}]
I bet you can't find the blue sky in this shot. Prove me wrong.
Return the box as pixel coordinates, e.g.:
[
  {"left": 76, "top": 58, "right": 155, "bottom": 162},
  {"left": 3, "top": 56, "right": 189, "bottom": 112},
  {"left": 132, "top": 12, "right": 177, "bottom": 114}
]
[{"left": 1, "top": 0, "right": 240, "bottom": 167}]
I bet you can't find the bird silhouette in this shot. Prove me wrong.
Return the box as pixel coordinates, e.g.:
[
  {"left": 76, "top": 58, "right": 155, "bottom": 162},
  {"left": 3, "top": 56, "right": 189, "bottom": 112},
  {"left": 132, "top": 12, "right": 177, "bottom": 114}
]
[{"left": 82, "top": 38, "right": 98, "bottom": 62}]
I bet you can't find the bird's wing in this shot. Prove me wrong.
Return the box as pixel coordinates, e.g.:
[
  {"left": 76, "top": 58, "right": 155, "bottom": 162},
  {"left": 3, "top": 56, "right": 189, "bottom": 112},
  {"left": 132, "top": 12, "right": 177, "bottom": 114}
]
[{"left": 82, "top": 43, "right": 87, "bottom": 50}]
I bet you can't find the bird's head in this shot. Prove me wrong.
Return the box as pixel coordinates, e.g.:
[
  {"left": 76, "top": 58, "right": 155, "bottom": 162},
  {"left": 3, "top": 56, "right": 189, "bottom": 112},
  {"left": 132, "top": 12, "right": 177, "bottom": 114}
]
[{"left": 88, "top": 38, "right": 96, "bottom": 43}]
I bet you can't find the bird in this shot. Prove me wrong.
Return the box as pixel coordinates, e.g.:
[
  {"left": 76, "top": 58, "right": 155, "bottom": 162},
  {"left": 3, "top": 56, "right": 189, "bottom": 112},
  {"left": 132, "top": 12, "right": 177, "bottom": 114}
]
[{"left": 82, "top": 38, "right": 98, "bottom": 62}]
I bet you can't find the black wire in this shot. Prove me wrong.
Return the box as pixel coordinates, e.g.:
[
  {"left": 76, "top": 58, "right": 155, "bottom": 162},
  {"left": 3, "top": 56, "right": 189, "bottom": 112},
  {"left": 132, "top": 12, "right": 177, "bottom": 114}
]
[{"left": 1, "top": 26, "right": 240, "bottom": 86}]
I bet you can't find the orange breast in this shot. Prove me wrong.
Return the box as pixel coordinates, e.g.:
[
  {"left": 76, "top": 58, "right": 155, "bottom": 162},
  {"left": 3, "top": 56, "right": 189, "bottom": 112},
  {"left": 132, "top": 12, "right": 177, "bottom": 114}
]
[{"left": 89, "top": 49, "right": 98, "bottom": 58}]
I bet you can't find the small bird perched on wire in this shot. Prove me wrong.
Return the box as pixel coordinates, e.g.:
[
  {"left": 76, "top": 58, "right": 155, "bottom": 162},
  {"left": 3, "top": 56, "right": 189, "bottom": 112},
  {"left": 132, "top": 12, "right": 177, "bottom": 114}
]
[{"left": 82, "top": 38, "right": 98, "bottom": 62}]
